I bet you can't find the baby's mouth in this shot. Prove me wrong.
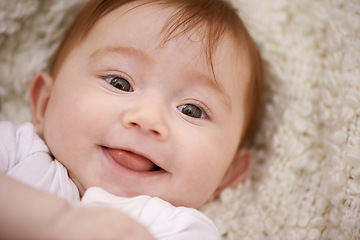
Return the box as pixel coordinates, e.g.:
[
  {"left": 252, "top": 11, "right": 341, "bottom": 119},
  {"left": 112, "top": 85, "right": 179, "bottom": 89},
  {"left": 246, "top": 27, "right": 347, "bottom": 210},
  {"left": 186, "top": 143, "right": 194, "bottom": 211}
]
[{"left": 104, "top": 147, "right": 161, "bottom": 172}]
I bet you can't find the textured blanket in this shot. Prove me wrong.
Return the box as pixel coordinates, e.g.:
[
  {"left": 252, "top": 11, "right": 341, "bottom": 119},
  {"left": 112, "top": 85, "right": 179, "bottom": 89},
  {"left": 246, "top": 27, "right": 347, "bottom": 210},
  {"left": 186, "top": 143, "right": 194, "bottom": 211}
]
[{"left": 1, "top": 0, "right": 359, "bottom": 239}]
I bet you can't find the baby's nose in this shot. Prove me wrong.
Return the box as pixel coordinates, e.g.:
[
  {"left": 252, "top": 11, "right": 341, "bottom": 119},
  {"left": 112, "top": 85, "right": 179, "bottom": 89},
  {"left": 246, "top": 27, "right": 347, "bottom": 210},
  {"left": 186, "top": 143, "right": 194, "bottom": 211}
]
[{"left": 122, "top": 101, "right": 169, "bottom": 140}]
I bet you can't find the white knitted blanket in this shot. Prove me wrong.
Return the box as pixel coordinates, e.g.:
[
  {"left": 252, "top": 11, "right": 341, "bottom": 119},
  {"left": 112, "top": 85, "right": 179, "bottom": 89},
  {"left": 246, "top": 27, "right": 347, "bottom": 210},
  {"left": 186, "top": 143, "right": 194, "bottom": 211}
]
[{"left": 1, "top": 0, "right": 359, "bottom": 239}]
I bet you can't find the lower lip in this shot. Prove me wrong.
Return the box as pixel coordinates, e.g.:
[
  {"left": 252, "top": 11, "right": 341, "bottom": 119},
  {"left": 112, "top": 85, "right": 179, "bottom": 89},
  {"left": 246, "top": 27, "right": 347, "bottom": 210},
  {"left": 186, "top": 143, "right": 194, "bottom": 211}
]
[{"left": 102, "top": 147, "right": 164, "bottom": 177}]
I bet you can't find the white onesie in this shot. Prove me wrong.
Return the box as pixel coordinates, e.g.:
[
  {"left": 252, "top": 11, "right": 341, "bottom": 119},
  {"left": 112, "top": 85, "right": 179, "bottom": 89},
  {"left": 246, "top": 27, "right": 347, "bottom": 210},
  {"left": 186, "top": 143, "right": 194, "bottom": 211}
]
[
  {"left": 82, "top": 187, "right": 221, "bottom": 240},
  {"left": 0, "top": 121, "right": 221, "bottom": 240}
]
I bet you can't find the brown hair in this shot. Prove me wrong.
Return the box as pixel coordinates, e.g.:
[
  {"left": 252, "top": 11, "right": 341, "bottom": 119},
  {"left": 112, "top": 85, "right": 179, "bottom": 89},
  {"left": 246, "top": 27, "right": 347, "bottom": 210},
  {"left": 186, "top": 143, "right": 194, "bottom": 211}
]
[{"left": 49, "top": 0, "right": 263, "bottom": 149}]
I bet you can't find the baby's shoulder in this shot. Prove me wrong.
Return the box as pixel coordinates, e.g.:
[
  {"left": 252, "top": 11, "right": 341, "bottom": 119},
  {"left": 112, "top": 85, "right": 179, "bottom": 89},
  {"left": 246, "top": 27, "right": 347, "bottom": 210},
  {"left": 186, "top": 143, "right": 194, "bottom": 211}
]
[
  {"left": 0, "top": 121, "right": 38, "bottom": 143},
  {"left": 2, "top": 121, "right": 46, "bottom": 151},
  {"left": 0, "top": 121, "right": 49, "bottom": 171}
]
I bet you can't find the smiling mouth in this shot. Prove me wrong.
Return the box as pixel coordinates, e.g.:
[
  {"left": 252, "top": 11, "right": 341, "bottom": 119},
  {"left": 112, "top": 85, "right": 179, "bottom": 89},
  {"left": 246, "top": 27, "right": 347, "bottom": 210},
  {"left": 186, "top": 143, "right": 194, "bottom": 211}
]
[{"left": 103, "top": 147, "right": 161, "bottom": 172}]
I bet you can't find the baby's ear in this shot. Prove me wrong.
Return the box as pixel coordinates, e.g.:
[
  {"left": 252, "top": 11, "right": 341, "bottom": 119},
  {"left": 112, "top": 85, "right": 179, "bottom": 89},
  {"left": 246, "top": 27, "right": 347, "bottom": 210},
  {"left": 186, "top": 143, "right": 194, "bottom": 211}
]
[
  {"left": 212, "top": 149, "right": 252, "bottom": 199},
  {"left": 29, "top": 72, "right": 54, "bottom": 137}
]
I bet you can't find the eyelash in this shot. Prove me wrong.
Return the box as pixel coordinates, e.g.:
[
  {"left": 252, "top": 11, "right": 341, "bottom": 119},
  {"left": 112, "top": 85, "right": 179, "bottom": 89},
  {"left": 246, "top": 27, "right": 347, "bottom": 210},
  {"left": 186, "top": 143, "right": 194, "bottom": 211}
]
[
  {"left": 179, "top": 100, "right": 210, "bottom": 120},
  {"left": 101, "top": 73, "right": 133, "bottom": 92}
]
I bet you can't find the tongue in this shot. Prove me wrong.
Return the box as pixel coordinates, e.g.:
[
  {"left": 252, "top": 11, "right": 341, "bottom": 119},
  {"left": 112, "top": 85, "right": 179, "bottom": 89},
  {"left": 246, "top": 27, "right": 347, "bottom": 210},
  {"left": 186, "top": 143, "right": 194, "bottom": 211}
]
[{"left": 106, "top": 148, "right": 157, "bottom": 172}]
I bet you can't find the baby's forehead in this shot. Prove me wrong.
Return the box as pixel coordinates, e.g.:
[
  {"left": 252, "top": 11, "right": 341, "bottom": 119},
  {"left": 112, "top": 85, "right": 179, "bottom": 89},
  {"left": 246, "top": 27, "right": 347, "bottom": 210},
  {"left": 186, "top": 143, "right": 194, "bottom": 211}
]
[
  {"left": 92, "top": 2, "right": 247, "bottom": 77},
  {"left": 52, "top": 0, "right": 250, "bottom": 74},
  {"left": 87, "top": 3, "right": 247, "bottom": 103}
]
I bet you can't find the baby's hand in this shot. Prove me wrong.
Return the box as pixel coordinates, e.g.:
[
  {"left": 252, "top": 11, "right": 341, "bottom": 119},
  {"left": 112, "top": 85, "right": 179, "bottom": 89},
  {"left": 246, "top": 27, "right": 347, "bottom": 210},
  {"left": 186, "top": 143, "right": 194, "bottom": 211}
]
[{"left": 44, "top": 206, "right": 155, "bottom": 240}]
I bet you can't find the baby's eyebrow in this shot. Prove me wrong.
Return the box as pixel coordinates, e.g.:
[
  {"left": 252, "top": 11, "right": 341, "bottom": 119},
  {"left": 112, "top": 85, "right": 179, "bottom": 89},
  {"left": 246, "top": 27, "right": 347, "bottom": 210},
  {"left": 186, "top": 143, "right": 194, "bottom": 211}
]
[
  {"left": 192, "top": 71, "right": 232, "bottom": 111},
  {"left": 89, "top": 45, "right": 232, "bottom": 111},
  {"left": 89, "top": 45, "right": 149, "bottom": 62}
]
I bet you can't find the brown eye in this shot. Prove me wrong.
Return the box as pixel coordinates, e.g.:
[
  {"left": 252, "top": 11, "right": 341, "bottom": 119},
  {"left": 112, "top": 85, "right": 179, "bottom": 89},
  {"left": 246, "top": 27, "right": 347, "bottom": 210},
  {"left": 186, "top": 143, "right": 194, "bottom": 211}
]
[
  {"left": 177, "top": 104, "right": 204, "bottom": 118},
  {"left": 106, "top": 76, "right": 133, "bottom": 92}
]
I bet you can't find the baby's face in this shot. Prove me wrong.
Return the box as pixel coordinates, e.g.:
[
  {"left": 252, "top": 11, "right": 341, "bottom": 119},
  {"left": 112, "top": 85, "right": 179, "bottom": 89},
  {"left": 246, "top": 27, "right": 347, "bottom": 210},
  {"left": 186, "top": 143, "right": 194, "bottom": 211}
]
[{"left": 40, "top": 3, "right": 250, "bottom": 208}]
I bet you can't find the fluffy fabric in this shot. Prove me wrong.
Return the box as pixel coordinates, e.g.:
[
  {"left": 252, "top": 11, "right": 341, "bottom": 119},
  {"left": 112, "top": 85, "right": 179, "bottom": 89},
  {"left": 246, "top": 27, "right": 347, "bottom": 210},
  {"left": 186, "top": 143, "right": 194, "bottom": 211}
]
[{"left": 0, "top": 0, "right": 359, "bottom": 239}]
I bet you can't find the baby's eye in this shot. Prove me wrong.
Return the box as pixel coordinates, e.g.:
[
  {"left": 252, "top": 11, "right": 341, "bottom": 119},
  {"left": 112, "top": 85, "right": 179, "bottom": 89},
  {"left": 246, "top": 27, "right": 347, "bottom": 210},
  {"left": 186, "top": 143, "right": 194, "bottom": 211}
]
[
  {"left": 105, "top": 76, "right": 133, "bottom": 92},
  {"left": 177, "top": 104, "right": 207, "bottom": 119}
]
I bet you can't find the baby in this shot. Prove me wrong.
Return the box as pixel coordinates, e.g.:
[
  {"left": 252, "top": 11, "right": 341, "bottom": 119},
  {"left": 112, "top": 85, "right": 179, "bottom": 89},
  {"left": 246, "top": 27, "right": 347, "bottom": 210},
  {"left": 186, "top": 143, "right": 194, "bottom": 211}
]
[{"left": 0, "top": 0, "right": 263, "bottom": 239}]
